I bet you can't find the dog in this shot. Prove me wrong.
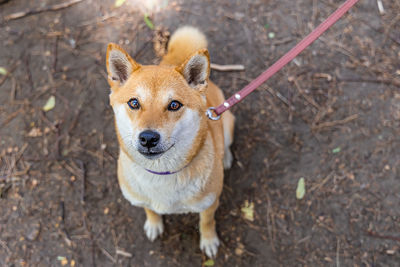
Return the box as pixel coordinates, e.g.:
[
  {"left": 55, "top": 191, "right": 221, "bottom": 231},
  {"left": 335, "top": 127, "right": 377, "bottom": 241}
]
[{"left": 106, "top": 26, "right": 235, "bottom": 258}]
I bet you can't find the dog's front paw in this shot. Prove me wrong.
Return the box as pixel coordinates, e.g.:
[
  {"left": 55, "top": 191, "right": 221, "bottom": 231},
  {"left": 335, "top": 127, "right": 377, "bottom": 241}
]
[
  {"left": 144, "top": 219, "right": 164, "bottom": 241},
  {"left": 200, "top": 235, "right": 220, "bottom": 258}
]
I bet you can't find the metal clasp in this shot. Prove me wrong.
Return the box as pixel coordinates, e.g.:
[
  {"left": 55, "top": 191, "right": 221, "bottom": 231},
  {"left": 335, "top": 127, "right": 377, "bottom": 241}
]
[{"left": 206, "top": 107, "right": 221, "bottom": 121}]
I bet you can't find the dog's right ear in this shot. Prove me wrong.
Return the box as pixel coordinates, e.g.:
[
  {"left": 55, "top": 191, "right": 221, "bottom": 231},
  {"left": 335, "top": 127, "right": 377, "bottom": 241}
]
[{"left": 106, "top": 43, "right": 140, "bottom": 87}]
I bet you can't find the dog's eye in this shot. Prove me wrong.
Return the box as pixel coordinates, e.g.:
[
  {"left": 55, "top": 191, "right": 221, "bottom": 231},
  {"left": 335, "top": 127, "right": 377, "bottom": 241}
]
[
  {"left": 168, "top": 100, "right": 183, "bottom": 111},
  {"left": 127, "top": 98, "right": 140, "bottom": 110}
]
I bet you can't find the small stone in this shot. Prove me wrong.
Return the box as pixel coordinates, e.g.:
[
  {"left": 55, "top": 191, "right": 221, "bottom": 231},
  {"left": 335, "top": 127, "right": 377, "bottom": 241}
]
[
  {"left": 386, "top": 249, "right": 395, "bottom": 255},
  {"left": 235, "top": 247, "right": 244, "bottom": 256},
  {"left": 104, "top": 207, "right": 109, "bottom": 215},
  {"left": 235, "top": 243, "right": 245, "bottom": 256},
  {"left": 346, "top": 173, "right": 355, "bottom": 180},
  {"left": 26, "top": 222, "right": 41, "bottom": 241}
]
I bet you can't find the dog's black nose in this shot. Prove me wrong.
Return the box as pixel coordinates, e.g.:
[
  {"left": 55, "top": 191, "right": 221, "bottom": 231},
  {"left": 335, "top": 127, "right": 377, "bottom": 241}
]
[{"left": 139, "top": 130, "right": 160, "bottom": 148}]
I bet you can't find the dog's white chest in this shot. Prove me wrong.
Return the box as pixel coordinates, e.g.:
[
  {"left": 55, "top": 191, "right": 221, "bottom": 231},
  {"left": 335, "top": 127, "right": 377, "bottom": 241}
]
[{"left": 119, "top": 153, "right": 215, "bottom": 214}]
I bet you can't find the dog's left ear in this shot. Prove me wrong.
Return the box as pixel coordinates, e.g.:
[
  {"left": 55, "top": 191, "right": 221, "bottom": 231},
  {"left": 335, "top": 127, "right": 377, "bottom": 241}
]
[
  {"left": 176, "top": 49, "right": 210, "bottom": 90},
  {"left": 106, "top": 43, "right": 140, "bottom": 87}
]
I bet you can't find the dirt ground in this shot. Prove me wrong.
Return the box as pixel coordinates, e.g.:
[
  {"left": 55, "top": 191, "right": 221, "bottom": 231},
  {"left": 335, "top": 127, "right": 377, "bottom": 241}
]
[{"left": 0, "top": 0, "right": 399, "bottom": 266}]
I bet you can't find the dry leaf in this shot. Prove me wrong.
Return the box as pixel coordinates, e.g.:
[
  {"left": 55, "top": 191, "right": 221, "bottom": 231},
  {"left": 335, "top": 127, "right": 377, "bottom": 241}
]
[
  {"left": 42, "top": 96, "right": 55, "bottom": 112},
  {"left": 296, "top": 177, "right": 306, "bottom": 199},
  {"left": 241, "top": 200, "right": 254, "bottom": 221},
  {"left": 27, "top": 127, "right": 43, "bottom": 137},
  {"left": 204, "top": 259, "right": 214, "bottom": 266}
]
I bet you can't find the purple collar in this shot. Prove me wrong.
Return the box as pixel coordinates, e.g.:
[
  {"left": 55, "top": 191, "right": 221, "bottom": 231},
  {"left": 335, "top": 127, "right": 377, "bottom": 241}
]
[{"left": 144, "top": 165, "right": 187, "bottom": 175}]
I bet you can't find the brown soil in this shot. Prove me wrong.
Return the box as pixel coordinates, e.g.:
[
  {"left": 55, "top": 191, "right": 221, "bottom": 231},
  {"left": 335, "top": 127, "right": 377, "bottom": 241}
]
[{"left": 0, "top": 0, "right": 399, "bottom": 266}]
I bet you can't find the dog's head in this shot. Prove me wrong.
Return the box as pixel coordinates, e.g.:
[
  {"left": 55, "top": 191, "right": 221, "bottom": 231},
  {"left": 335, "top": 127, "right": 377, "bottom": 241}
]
[{"left": 106, "top": 43, "right": 210, "bottom": 171}]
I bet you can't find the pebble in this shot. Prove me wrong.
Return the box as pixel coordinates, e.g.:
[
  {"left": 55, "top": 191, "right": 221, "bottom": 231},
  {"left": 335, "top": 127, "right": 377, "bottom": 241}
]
[{"left": 26, "top": 222, "right": 41, "bottom": 241}]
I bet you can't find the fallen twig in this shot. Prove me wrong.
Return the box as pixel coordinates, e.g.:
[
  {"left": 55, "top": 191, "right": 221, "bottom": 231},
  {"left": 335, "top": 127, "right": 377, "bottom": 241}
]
[
  {"left": 78, "top": 12, "right": 118, "bottom": 27},
  {"left": 291, "top": 78, "right": 321, "bottom": 110},
  {"left": 0, "top": 107, "right": 23, "bottom": 127},
  {"left": 77, "top": 159, "right": 86, "bottom": 204},
  {"left": 60, "top": 201, "right": 72, "bottom": 247},
  {"left": 271, "top": 37, "right": 293, "bottom": 46},
  {"left": 309, "top": 172, "right": 334, "bottom": 193},
  {"left": 3, "top": 0, "right": 84, "bottom": 22},
  {"left": 266, "top": 86, "right": 290, "bottom": 107},
  {"left": 53, "top": 122, "right": 63, "bottom": 159},
  {"left": 99, "top": 246, "right": 116, "bottom": 263},
  {"left": 39, "top": 111, "right": 58, "bottom": 132},
  {"left": 338, "top": 77, "right": 400, "bottom": 87},
  {"left": 116, "top": 248, "right": 133, "bottom": 258},
  {"left": 365, "top": 229, "right": 400, "bottom": 242},
  {"left": 7, "top": 143, "right": 28, "bottom": 175},
  {"left": 25, "top": 55, "right": 34, "bottom": 91},
  {"left": 210, "top": 63, "right": 245, "bottom": 71},
  {"left": 312, "top": 114, "right": 359, "bottom": 130},
  {"left": 53, "top": 36, "right": 59, "bottom": 73}
]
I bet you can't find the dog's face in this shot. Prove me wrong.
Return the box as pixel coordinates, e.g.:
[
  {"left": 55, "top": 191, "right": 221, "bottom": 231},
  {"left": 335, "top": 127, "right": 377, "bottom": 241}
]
[{"left": 106, "top": 44, "right": 210, "bottom": 171}]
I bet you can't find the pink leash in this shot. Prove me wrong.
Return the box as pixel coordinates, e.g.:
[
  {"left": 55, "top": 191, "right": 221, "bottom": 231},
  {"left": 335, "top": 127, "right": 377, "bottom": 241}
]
[{"left": 206, "top": 0, "right": 359, "bottom": 120}]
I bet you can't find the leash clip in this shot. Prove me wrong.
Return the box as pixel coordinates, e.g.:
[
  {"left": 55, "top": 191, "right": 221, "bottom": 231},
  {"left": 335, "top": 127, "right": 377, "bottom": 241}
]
[{"left": 206, "top": 107, "right": 221, "bottom": 121}]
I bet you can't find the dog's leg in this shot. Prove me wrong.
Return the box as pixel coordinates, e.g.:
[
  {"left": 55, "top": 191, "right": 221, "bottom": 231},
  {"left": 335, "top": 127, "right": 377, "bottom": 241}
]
[
  {"left": 144, "top": 208, "right": 164, "bottom": 241},
  {"left": 222, "top": 110, "right": 235, "bottom": 169},
  {"left": 199, "top": 199, "right": 220, "bottom": 258}
]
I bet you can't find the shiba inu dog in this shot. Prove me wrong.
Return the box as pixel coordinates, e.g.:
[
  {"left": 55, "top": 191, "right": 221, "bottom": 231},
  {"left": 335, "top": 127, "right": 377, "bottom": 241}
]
[{"left": 106, "top": 26, "right": 235, "bottom": 258}]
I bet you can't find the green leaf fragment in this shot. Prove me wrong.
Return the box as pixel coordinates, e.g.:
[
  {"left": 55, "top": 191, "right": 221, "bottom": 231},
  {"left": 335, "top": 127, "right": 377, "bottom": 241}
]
[
  {"left": 42, "top": 96, "right": 55, "bottom": 112},
  {"left": 144, "top": 14, "right": 154, "bottom": 30},
  {"left": 296, "top": 177, "right": 306, "bottom": 200},
  {"left": 241, "top": 200, "right": 254, "bottom": 221},
  {"left": 268, "top": 32, "right": 275, "bottom": 39},
  {"left": 115, "top": 0, "right": 127, "bottom": 7},
  {"left": 204, "top": 259, "right": 215, "bottom": 266},
  {"left": 332, "top": 147, "right": 341, "bottom": 153},
  {"left": 0, "top": 67, "right": 7, "bottom": 75}
]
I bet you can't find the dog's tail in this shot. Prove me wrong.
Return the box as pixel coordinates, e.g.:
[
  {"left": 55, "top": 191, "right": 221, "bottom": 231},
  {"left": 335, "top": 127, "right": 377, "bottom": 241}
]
[{"left": 161, "top": 26, "right": 208, "bottom": 66}]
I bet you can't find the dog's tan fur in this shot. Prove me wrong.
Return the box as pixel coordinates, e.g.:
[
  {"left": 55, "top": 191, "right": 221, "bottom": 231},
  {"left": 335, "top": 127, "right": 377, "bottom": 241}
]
[{"left": 106, "top": 26, "right": 234, "bottom": 258}]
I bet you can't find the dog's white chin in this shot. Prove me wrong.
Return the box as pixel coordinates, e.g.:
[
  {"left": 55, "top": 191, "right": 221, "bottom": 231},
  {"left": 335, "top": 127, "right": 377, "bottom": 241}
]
[{"left": 135, "top": 147, "right": 183, "bottom": 171}]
